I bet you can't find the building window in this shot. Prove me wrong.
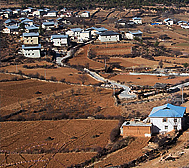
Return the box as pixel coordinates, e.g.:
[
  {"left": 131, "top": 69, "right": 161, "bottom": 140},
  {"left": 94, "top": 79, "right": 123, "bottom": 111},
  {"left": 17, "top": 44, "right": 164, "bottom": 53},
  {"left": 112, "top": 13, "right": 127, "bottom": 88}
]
[
  {"left": 165, "top": 126, "right": 168, "bottom": 129},
  {"left": 174, "top": 126, "right": 177, "bottom": 130},
  {"left": 174, "top": 118, "right": 177, "bottom": 122},
  {"left": 163, "top": 118, "right": 167, "bottom": 122}
]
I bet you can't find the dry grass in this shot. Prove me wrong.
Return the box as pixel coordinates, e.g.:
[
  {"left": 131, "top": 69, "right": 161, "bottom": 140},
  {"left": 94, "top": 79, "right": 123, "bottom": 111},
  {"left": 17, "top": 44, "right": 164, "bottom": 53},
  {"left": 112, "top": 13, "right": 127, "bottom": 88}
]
[
  {"left": 0, "top": 119, "right": 119, "bottom": 152},
  {"left": 0, "top": 152, "right": 97, "bottom": 167},
  {"left": 94, "top": 137, "right": 150, "bottom": 167}
]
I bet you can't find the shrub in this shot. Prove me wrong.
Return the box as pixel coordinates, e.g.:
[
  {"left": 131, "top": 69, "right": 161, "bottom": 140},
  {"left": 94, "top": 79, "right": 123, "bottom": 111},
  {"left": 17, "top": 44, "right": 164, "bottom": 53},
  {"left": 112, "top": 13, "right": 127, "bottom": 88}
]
[
  {"left": 60, "top": 78, "right": 65, "bottom": 82},
  {"left": 110, "top": 126, "right": 120, "bottom": 142},
  {"left": 50, "top": 76, "right": 57, "bottom": 81}
]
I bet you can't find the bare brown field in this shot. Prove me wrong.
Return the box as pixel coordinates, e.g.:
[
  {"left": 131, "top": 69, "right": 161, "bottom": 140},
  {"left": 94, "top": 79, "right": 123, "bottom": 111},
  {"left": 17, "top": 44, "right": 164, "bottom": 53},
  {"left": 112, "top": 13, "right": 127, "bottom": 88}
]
[
  {"left": 94, "top": 137, "right": 150, "bottom": 167},
  {"left": 95, "top": 10, "right": 111, "bottom": 18},
  {"left": 0, "top": 73, "right": 15, "bottom": 80},
  {"left": 0, "top": 80, "right": 122, "bottom": 119},
  {"left": 68, "top": 45, "right": 105, "bottom": 69},
  {"left": 91, "top": 43, "right": 133, "bottom": 56},
  {"left": 0, "top": 62, "right": 98, "bottom": 85},
  {"left": 0, "top": 78, "right": 73, "bottom": 108},
  {"left": 154, "top": 56, "right": 189, "bottom": 65},
  {"left": 108, "top": 74, "right": 189, "bottom": 86},
  {"left": 0, "top": 120, "right": 119, "bottom": 152},
  {"left": 0, "top": 152, "right": 97, "bottom": 167}
]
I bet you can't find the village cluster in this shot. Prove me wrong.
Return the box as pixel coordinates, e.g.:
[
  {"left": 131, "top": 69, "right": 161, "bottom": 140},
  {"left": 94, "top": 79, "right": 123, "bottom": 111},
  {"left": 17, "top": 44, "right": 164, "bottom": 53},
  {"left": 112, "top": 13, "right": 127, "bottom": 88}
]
[{"left": 1, "top": 7, "right": 189, "bottom": 59}]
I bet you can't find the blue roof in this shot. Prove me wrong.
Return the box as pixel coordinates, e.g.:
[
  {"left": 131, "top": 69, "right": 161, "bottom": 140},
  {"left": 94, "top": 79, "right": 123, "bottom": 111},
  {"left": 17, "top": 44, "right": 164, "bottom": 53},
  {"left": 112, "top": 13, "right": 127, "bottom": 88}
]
[
  {"left": 23, "top": 32, "right": 39, "bottom": 37},
  {"left": 51, "top": 34, "right": 68, "bottom": 39},
  {"left": 22, "top": 44, "right": 41, "bottom": 49},
  {"left": 21, "top": 19, "right": 33, "bottom": 23},
  {"left": 6, "top": 26, "right": 19, "bottom": 29},
  {"left": 149, "top": 103, "right": 186, "bottom": 118},
  {"left": 5, "top": 19, "right": 12, "bottom": 24},
  {"left": 87, "top": 27, "right": 107, "bottom": 32},
  {"left": 25, "top": 25, "right": 39, "bottom": 30},
  {"left": 151, "top": 23, "right": 160, "bottom": 25},
  {"left": 42, "top": 21, "right": 55, "bottom": 26},
  {"left": 133, "top": 17, "right": 142, "bottom": 20},
  {"left": 37, "top": 9, "right": 44, "bottom": 12},
  {"left": 164, "top": 18, "right": 173, "bottom": 22},
  {"left": 19, "top": 17, "right": 26, "bottom": 21},
  {"left": 70, "top": 28, "right": 82, "bottom": 32},
  {"left": 177, "top": 21, "right": 188, "bottom": 24},
  {"left": 48, "top": 10, "right": 58, "bottom": 13},
  {"left": 129, "top": 30, "right": 143, "bottom": 35}
]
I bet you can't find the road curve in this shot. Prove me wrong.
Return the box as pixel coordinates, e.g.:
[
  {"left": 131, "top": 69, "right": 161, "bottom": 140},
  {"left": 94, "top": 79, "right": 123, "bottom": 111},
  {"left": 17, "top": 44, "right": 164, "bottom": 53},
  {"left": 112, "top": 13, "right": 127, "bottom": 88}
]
[{"left": 84, "top": 68, "right": 136, "bottom": 99}]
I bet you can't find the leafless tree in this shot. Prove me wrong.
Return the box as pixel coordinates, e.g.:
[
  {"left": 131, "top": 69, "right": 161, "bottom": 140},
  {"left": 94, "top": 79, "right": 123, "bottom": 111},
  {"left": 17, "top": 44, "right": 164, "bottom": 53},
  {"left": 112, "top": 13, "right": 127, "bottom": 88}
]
[{"left": 77, "top": 74, "right": 88, "bottom": 85}]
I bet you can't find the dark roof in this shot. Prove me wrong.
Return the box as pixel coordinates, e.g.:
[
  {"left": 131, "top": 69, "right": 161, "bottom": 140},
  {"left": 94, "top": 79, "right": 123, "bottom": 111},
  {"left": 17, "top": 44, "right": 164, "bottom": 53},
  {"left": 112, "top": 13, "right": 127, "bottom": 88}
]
[
  {"left": 154, "top": 83, "right": 167, "bottom": 89},
  {"left": 100, "top": 31, "right": 119, "bottom": 36}
]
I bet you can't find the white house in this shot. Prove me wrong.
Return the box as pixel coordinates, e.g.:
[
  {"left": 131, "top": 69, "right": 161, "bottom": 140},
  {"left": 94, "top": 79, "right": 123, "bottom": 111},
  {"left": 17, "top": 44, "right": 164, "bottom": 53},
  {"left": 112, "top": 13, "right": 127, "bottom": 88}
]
[
  {"left": 66, "top": 28, "right": 83, "bottom": 39},
  {"left": 125, "top": 30, "right": 143, "bottom": 40},
  {"left": 42, "top": 21, "right": 56, "bottom": 30},
  {"left": 22, "top": 44, "right": 41, "bottom": 58},
  {"left": 22, "top": 32, "right": 39, "bottom": 45},
  {"left": 132, "top": 17, "right": 142, "bottom": 24},
  {"left": 13, "top": 9, "right": 21, "bottom": 15},
  {"left": 181, "top": 24, "right": 189, "bottom": 29},
  {"left": 50, "top": 34, "right": 69, "bottom": 46},
  {"left": 78, "top": 31, "right": 92, "bottom": 42},
  {"left": 163, "top": 18, "right": 174, "bottom": 26},
  {"left": 44, "top": 11, "right": 58, "bottom": 17},
  {"left": 148, "top": 103, "right": 186, "bottom": 134},
  {"left": 33, "top": 9, "right": 45, "bottom": 17},
  {"left": 60, "top": 11, "right": 73, "bottom": 17},
  {"left": 3, "top": 26, "right": 19, "bottom": 34},
  {"left": 80, "top": 11, "right": 90, "bottom": 18},
  {"left": 98, "top": 31, "right": 120, "bottom": 42},
  {"left": 86, "top": 27, "right": 108, "bottom": 36}
]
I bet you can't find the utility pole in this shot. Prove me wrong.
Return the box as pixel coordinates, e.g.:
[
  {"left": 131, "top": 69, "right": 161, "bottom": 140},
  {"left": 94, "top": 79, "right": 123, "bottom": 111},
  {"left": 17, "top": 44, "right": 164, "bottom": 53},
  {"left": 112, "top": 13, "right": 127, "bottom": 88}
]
[
  {"left": 181, "top": 85, "right": 184, "bottom": 104},
  {"left": 16, "top": 64, "right": 18, "bottom": 73},
  {"left": 45, "top": 69, "right": 46, "bottom": 80}
]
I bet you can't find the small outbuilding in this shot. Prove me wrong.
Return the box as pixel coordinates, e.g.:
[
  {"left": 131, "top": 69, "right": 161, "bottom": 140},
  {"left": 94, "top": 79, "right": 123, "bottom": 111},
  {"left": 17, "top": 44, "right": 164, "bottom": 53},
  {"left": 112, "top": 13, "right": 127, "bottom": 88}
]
[
  {"left": 120, "top": 121, "right": 152, "bottom": 137},
  {"left": 125, "top": 30, "right": 143, "bottom": 40}
]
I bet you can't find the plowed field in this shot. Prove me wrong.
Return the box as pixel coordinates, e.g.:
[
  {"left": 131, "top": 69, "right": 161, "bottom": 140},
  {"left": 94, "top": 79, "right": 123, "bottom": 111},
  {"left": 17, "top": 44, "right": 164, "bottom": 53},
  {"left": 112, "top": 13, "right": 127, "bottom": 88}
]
[
  {"left": 0, "top": 152, "right": 97, "bottom": 167},
  {"left": 0, "top": 119, "right": 119, "bottom": 153}
]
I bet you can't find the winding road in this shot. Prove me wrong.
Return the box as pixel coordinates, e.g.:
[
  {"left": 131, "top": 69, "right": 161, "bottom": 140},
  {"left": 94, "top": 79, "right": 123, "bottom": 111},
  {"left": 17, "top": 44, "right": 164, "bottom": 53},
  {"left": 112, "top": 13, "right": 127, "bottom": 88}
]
[{"left": 84, "top": 68, "right": 136, "bottom": 99}]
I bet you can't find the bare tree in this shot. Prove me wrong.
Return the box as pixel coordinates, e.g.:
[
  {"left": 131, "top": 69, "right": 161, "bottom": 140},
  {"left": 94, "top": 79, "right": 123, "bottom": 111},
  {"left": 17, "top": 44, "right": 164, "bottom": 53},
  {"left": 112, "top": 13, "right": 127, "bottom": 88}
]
[{"left": 77, "top": 74, "right": 88, "bottom": 85}]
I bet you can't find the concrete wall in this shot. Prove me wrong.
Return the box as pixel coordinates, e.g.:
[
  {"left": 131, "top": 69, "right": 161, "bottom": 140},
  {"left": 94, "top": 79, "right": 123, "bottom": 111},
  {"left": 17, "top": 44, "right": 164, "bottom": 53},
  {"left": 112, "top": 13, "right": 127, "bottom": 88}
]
[
  {"left": 150, "top": 117, "right": 182, "bottom": 134},
  {"left": 24, "top": 36, "right": 38, "bottom": 45},
  {"left": 121, "top": 126, "right": 151, "bottom": 137},
  {"left": 99, "top": 35, "right": 119, "bottom": 42},
  {"left": 22, "top": 49, "right": 40, "bottom": 58},
  {"left": 52, "top": 38, "right": 68, "bottom": 46}
]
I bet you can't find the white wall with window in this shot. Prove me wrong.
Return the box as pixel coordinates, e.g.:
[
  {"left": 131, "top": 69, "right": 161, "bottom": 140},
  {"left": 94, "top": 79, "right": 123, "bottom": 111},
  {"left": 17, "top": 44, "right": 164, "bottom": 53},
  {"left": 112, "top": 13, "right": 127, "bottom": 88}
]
[
  {"left": 22, "top": 45, "right": 41, "bottom": 58},
  {"left": 150, "top": 117, "right": 182, "bottom": 134}
]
